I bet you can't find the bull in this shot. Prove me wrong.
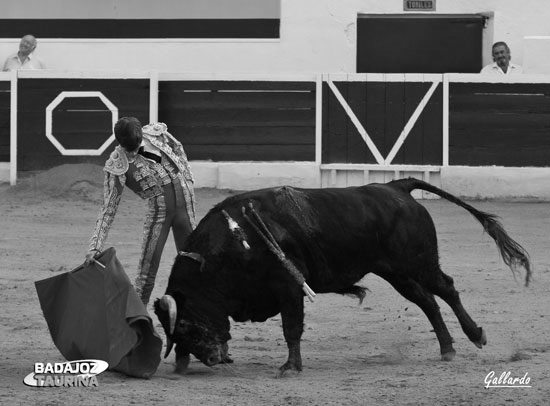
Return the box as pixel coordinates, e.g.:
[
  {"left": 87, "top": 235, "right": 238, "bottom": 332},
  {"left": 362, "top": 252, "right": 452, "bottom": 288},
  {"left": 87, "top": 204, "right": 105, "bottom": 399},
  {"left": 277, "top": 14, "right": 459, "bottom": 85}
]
[{"left": 154, "top": 178, "right": 530, "bottom": 376}]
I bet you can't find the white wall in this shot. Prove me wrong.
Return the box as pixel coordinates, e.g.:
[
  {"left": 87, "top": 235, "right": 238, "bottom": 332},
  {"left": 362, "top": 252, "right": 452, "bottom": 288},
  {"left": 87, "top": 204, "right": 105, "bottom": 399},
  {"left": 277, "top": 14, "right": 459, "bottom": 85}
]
[
  {"left": 193, "top": 164, "right": 550, "bottom": 201},
  {"left": 441, "top": 167, "right": 550, "bottom": 200},
  {"left": 523, "top": 36, "right": 550, "bottom": 74},
  {"left": 1, "top": 0, "right": 549, "bottom": 74}
]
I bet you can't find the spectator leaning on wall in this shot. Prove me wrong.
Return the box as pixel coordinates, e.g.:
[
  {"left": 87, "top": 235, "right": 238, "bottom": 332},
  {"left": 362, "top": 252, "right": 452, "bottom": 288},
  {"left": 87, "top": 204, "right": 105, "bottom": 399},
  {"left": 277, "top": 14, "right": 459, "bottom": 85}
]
[
  {"left": 2, "top": 34, "right": 46, "bottom": 71},
  {"left": 480, "top": 41, "right": 522, "bottom": 75}
]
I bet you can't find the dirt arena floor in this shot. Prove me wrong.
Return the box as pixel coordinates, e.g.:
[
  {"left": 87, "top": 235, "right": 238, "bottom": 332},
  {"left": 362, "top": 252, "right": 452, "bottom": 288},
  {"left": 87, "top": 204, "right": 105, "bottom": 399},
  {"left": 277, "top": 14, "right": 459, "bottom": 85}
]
[{"left": 1, "top": 165, "right": 549, "bottom": 405}]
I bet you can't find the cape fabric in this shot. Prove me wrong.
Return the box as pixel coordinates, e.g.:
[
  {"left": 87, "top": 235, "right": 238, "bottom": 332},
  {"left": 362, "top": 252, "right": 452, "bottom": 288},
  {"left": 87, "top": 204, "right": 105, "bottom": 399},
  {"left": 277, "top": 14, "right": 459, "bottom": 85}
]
[{"left": 35, "top": 247, "right": 162, "bottom": 379}]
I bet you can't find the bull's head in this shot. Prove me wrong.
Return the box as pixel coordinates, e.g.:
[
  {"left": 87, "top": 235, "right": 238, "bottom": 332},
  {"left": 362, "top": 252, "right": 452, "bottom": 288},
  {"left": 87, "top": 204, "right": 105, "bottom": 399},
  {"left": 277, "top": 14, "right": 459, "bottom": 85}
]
[
  {"left": 154, "top": 295, "right": 227, "bottom": 367},
  {"left": 154, "top": 252, "right": 230, "bottom": 368}
]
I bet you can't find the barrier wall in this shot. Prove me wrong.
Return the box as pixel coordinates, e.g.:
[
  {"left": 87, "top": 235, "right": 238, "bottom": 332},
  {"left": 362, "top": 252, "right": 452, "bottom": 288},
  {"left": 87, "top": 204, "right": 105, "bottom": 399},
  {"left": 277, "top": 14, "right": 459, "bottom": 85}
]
[
  {"left": 449, "top": 81, "right": 550, "bottom": 166},
  {"left": 17, "top": 75, "right": 149, "bottom": 170},
  {"left": 158, "top": 76, "right": 316, "bottom": 161},
  {"left": 322, "top": 75, "right": 443, "bottom": 165},
  {"left": 3, "top": 71, "right": 550, "bottom": 199}
]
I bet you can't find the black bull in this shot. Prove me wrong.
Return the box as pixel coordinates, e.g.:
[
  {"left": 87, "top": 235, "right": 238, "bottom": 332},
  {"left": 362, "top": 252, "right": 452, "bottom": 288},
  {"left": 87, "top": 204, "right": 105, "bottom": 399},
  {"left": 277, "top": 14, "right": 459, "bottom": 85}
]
[{"left": 154, "top": 179, "right": 530, "bottom": 376}]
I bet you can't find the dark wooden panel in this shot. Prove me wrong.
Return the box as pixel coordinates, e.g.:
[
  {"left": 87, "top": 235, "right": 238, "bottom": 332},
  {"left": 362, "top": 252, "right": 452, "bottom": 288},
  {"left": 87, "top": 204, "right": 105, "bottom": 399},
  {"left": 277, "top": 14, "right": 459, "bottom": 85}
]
[
  {"left": 18, "top": 78, "right": 148, "bottom": 171},
  {"left": 450, "top": 82, "right": 550, "bottom": 95},
  {"left": 344, "top": 82, "right": 378, "bottom": 164},
  {"left": 187, "top": 144, "right": 314, "bottom": 161},
  {"left": 54, "top": 97, "right": 115, "bottom": 111},
  {"left": 0, "top": 145, "right": 10, "bottom": 161},
  {"left": 177, "top": 126, "right": 314, "bottom": 145},
  {"left": 392, "top": 83, "right": 427, "bottom": 164},
  {"left": 159, "top": 80, "right": 316, "bottom": 162},
  {"left": 450, "top": 83, "right": 550, "bottom": 167},
  {"left": 0, "top": 87, "right": 10, "bottom": 162},
  {"left": 451, "top": 129, "right": 550, "bottom": 148},
  {"left": 450, "top": 145, "right": 550, "bottom": 167},
  {"left": 51, "top": 111, "right": 113, "bottom": 149},
  {"left": 364, "top": 82, "right": 386, "bottom": 164},
  {"left": 450, "top": 129, "right": 550, "bottom": 166},
  {"left": 0, "top": 19, "right": 280, "bottom": 39},
  {"left": 161, "top": 81, "right": 315, "bottom": 91},
  {"left": 450, "top": 112, "right": 550, "bottom": 130},
  {"left": 384, "top": 82, "right": 406, "bottom": 157},
  {"left": 451, "top": 94, "right": 550, "bottom": 113},
  {"left": 20, "top": 78, "right": 148, "bottom": 90},
  {"left": 322, "top": 82, "right": 349, "bottom": 163},
  {"left": 165, "top": 108, "right": 314, "bottom": 127},
  {"left": 160, "top": 91, "right": 315, "bottom": 109},
  {"left": 321, "top": 82, "right": 331, "bottom": 163},
  {"left": 420, "top": 85, "right": 443, "bottom": 165}
]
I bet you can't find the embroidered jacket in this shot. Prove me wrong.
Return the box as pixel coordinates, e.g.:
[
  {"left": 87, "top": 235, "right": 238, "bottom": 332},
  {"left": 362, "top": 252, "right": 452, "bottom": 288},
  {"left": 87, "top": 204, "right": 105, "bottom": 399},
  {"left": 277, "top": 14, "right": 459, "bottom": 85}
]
[{"left": 89, "top": 123, "right": 196, "bottom": 252}]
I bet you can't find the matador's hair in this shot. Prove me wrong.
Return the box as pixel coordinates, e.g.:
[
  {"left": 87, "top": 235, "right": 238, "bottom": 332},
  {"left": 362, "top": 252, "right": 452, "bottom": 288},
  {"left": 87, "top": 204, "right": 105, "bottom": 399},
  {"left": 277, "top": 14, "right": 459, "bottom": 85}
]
[{"left": 114, "top": 116, "right": 142, "bottom": 151}]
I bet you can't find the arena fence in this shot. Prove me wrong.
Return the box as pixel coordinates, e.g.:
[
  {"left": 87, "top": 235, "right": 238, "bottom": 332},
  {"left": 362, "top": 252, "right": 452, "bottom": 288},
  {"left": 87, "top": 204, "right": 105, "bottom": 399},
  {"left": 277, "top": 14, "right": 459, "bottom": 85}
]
[{"left": 2, "top": 71, "right": 550, "bottom": 198}]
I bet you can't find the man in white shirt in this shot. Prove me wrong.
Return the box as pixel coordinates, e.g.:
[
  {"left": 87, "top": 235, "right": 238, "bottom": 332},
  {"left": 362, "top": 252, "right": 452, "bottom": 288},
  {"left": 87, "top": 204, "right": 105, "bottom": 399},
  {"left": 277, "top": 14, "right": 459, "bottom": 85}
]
[
  {"left": 480, "top": 42, "right": 522, "bottom": 75},
  {"left": 2, "top": 34, "right": 46, "bottom": 71}
]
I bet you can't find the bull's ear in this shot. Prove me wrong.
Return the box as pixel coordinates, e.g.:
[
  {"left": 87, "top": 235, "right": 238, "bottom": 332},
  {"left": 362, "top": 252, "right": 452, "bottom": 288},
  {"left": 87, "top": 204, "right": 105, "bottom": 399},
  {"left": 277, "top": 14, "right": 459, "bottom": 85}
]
[{"left": 177, "top": 251, "right": 205, "bottom": 272}]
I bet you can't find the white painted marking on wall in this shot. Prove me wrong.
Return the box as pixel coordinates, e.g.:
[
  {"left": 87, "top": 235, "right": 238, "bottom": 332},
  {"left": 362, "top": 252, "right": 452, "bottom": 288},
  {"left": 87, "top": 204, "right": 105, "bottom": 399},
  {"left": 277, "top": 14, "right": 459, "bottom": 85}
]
[
  {"left": 315, "top": 74, "right": 323, "bottom": 166},
  {"left": 149, "top": 70, "right": 159, "bottom": 123},
  {"left": 443, "top": 74, "right": 449, "bottom": 166},
  {"left": 45, "top": 91, "right": 118, "bottom": 156},
  {"left": 10, "top": 70, "right": 17, "bottom": 185}
]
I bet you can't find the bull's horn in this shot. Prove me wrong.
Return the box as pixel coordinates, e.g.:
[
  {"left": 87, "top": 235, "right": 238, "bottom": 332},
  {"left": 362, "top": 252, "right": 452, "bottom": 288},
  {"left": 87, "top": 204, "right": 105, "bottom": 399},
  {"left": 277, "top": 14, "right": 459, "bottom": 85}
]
[
  {"left": 164, "top": 336, "right": 174, "bottom": 358},
  {"left": 160, "top": 295, "right": 177, "bottom": 335}
]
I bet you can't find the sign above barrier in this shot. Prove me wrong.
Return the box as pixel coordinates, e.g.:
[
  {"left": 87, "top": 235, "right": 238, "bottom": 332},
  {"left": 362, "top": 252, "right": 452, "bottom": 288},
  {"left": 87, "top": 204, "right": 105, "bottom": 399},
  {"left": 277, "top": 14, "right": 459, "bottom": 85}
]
[{"left": 404, "top": 0, "right": 436, "bottom": 11}]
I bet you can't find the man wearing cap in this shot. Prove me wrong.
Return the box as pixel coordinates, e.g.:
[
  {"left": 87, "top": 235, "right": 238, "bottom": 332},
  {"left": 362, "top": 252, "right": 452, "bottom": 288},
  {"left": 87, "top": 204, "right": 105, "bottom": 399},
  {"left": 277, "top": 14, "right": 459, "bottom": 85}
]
[{"left": 85, "top": 117, "right": 195, "bottom": 305}]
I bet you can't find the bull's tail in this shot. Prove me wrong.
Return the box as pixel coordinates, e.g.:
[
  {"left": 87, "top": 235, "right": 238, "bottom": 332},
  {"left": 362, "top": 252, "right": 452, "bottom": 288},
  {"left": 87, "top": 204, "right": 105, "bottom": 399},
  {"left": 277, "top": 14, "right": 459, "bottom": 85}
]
[{"left": 393, "top": 178, "right": 531, "bottom": 286}]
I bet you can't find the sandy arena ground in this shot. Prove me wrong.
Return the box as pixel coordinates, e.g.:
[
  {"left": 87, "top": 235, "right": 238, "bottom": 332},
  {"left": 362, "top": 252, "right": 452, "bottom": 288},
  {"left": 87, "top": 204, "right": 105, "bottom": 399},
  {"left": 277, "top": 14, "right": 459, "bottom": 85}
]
[{"left": 1, "top": 165, "right": 549, "bottom": 405}]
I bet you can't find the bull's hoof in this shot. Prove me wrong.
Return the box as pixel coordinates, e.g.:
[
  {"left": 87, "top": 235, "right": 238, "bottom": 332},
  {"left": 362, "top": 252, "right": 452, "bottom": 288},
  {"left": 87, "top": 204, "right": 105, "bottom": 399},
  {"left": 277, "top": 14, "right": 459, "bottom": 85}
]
[
  {"left": 276, "top": 369, "right": 301, "bottom": 379},
  {"left": 174, "top": 354, "right": 190, "bottom": 374},
  {"left": 276, "top": 362, "right": 302, "bottom": 378},
  {"left": 221, "top": 355, "right": 234, "bottom": 364},
  {"left": 441, "top": 350, "right": 456, "bottom": 362},
  {"left": 473, "top": 328, "right": 487, "bottom": 349}
]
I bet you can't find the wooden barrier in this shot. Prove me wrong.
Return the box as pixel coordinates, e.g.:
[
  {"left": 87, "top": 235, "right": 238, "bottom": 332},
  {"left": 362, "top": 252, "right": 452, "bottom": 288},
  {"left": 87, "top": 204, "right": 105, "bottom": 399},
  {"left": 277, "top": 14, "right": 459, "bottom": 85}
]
[
  {"left": 16, "top": 71, "right": 149, "bottom": 171},
  {"left": 449, "top": 81, "right": 550, "bottom": 167},
  {"left": 3, "top": 71, "right": 550, "bottom": 193},
  {"left": 158, "top": 75, "right": 315, "bottom": 161},
  {"left": 322, "top": 74, "right": 443, "bottom": 166}
]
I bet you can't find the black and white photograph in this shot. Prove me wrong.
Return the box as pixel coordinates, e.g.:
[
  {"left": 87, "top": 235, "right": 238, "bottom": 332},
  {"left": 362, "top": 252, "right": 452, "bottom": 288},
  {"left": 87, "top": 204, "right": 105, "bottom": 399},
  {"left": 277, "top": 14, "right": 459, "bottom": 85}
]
[{"left": 1, "top": 0, "right": 549, "bottom": 404}]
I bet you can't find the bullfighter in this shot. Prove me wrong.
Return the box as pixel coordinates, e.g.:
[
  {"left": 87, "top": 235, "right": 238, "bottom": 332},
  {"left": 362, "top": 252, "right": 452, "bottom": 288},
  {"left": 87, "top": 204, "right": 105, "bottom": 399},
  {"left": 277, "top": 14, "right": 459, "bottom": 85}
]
[{"left": 85, "top": 117, "right": 195, "bottom": 305}]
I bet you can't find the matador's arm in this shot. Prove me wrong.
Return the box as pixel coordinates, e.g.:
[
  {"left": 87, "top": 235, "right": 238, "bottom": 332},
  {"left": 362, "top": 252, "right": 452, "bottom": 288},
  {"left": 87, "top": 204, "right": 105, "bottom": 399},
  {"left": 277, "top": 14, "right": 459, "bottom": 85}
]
[{"left": 88, "top": 171, "right": 125, "bottom": 253}]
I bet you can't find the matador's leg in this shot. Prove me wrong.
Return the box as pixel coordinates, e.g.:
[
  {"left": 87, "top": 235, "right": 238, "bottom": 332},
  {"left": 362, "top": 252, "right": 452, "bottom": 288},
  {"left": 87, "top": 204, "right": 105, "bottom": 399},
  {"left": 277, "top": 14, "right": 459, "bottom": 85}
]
[
  {"left": 134, "top": 195, "right": 172, "bottom": 306},
  {"left": 171, "top": 182, "right": 193, "bottom": 251}
]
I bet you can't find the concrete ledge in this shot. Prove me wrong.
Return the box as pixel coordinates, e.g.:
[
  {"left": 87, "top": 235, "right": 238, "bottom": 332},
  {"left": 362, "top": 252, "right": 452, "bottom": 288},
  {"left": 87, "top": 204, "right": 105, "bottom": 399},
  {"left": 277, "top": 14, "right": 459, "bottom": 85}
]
[
  {"left": 191, "top": 161, "right": 321, "bottom": 190},
  {"left": 441, "top": 166, "right": 550, "bottom": 200}
]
